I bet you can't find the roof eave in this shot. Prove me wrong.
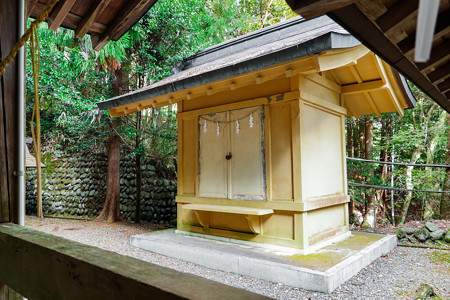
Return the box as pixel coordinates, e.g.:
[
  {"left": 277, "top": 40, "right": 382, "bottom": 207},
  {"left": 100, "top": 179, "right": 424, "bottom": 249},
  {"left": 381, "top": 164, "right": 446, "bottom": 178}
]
[
  {"left": 326, "top": 4, "right": 450, "bottom": 113},
  {"left": 97, "top": 32, "right": 360, "bottom": 111}
]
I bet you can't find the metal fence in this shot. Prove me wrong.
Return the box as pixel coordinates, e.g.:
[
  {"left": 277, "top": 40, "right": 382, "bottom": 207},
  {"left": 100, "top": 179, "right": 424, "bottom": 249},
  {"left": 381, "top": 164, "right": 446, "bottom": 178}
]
[{"left": 346, "top": 157, "right": 449, "bottom": 224}]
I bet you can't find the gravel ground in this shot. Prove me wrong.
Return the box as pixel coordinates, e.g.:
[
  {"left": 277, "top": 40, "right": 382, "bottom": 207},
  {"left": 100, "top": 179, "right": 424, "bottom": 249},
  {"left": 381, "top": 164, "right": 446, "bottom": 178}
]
[{"left": 25, "top": 216, "right": 449, "bottom": 299}]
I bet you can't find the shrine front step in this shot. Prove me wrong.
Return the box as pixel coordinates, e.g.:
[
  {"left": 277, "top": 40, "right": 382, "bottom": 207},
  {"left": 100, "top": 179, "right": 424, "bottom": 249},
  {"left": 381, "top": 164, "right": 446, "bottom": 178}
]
[{"left": 130, "top": 230, "right": 396, "bottom": 293}]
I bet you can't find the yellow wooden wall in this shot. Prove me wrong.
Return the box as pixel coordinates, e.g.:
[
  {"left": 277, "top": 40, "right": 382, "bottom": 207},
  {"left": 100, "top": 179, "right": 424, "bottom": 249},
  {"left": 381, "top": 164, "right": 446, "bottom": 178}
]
[
  {"left": 176, "top": 73, "right": 349, "bottom": 250},
  {"left": 103, "top": 45, "right": 408, "bottom": 251}
]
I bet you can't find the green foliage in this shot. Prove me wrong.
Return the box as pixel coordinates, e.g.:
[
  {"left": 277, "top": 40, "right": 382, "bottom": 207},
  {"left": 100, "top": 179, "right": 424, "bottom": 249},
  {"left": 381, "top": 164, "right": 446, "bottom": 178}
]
[
  {"left": 126, "top": 0, "right": 295, "bottom": 87},
  {"left": 26, "top": 0, "right": 295, "bottom": 166},
  {"left": 122, "top": 107, "right": 178, "bottom": 177},
  {"left": 26, "top": 1, "right": 447, "bottom": 220},
  {"left": 26, "top": 21, "right": 117, "bottom": 154},
  {"left": 347, "top": 83, "right": 449, "bottom": 224}
]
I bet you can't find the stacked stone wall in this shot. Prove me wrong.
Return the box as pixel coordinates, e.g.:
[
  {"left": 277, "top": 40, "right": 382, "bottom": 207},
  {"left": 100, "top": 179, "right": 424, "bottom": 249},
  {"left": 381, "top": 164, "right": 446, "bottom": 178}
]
[
  {"left": 26, "top": 153, "right": 177, "bottom": 224},
  {"left": 396, "top": 222, "right": 450, "bottom": 247}
]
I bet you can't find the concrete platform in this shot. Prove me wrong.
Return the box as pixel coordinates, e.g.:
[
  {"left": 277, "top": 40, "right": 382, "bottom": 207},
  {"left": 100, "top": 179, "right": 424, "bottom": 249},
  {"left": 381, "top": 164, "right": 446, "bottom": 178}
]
[{"left": 130, "top": 230, "right": 396, "bottom": 293}]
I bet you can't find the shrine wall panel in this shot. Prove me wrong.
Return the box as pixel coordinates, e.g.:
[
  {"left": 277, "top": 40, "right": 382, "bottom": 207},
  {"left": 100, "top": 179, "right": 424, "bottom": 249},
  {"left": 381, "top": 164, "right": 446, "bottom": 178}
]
[
  {"left": 180, "top": 118, "right": 197, "bottom": 195},
  {"left": 300, "top": 103, "right": 344, "bottom": 200},
  {"left": 262, "top": 212, "right": 294, "bottom": 240},
  {"left": 307, "top": 204, "right": 346, "bottom": 246},
  {"left": 269, "top": 102, "right": 294, "bottom": 201}
]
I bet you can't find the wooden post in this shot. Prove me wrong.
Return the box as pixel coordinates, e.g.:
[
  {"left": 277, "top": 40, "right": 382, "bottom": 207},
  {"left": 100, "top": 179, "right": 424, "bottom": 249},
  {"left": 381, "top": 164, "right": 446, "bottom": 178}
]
[
  {"left": 0, "top": 282, "right": 23, "bottom": 300},
  {"left": 0, "top": 0, "right": 20, "bottom": 223}
]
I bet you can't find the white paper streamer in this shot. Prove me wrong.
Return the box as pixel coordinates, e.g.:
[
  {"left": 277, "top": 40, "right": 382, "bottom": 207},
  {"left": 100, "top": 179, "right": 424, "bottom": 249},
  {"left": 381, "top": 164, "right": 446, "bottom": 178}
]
[
  {"left": 236, "top": 120, "right": 240, "bottom": 134},
  {"left": 249, "top": 113, "right": 254, "bottom": 128},
  {"left": 203, "top": 119, "right": 207, "bottom": 132},
  {"left": 216, "top": 122, "right": 220, "bottom": 136}
]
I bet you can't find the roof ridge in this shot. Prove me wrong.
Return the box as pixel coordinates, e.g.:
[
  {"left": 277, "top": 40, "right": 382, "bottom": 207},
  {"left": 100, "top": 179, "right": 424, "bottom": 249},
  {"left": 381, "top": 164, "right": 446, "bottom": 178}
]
[
  {"left": 172, "top": 15, "right": 343, "bottom": 73},
  {"left": 188, "top": 16, "right": 306, "bottom": 59}
]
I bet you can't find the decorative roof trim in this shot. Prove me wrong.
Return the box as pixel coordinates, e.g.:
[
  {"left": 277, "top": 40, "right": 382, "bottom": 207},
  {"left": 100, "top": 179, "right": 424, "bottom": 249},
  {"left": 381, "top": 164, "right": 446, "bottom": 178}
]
[{"left": 98, "top": 16, "right": 360, "bottom": 111}]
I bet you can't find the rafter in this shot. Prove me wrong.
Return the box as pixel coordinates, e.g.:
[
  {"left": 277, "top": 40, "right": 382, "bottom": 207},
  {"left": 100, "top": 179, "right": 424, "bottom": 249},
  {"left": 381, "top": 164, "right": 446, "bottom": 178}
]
[
  {"left": 363, "top": 93, "right": 380, "bottom": 117},
  {"left": 397, "top": 8, "right": 450, "bottom": 56},
  {"left": 427, "top": 62, "right": 450, "bottom": 84},
  {"left": 75, "top": 0, "right": 111, "bottom": 39},
  {"left": 304, "top": 73, "right": 341, "bottom": 93},
  {"left": 27, "top": 0, "right": 39, "bottom": 18},
  {"left": 354, "top": 0, "right": 387, "bottom": 20},
  {"left": 328, "top": 70, "right": 341, "bottom": 85},
  {"left": 30, "top": 2, "right": 107, "bottom": 33},
  {"left": 91, "top": 0, "right": 156, "bottom": 50},
  {"left": 415, "top": 40, "right": 450, "bottom": 71},
  {"left": 438, "top": 78, "right": 450, "bottom": 94},
  {"left": 375, "top": 0, "right": 418, "bottom": 33},
  {"left": 375, "top": 56, "right": 404, "bottom": 116},
  {"left": 48, "top": 0, "right": 77, "bottom": 31},
  {"left": 341, "top": 80, "right": 384, "bottom": 95},
  {"left": 348, "top": 65, "right": 362, "bottom": 83}
]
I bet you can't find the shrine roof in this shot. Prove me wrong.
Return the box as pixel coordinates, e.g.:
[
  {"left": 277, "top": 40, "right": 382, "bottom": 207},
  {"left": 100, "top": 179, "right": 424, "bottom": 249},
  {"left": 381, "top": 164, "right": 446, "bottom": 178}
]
[{"left": 97, "top": 15, "right": 361, "bottom": 112}]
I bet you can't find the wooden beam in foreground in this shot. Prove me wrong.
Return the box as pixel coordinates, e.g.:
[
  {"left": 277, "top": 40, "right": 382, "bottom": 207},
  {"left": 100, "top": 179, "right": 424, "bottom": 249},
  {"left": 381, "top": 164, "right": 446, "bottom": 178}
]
[{"left": 0, "top": 223, "right": 268, "bottom": 300}]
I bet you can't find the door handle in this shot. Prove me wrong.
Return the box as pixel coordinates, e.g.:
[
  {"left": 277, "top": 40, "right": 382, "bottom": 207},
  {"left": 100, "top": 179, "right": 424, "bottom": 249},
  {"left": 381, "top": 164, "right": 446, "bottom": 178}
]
[{"left": 225, "top": 152, "right": 232, "bottom": 160}]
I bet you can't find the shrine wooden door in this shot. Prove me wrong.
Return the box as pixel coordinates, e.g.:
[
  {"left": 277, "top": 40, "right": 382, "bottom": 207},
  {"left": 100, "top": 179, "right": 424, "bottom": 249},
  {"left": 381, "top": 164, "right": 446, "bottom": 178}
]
[{"left": 198, "top": 106, "right": 265, "bottom": 201}]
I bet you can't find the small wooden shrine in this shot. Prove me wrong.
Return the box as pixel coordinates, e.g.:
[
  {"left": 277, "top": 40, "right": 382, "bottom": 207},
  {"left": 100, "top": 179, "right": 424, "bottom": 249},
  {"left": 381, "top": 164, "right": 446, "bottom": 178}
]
[{"left": 98, "top": 16, "right": 415, "bottom": 252}]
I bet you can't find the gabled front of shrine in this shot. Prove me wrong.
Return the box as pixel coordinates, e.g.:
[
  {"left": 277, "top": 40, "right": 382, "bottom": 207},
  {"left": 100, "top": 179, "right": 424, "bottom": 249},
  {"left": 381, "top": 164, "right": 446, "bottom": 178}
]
[{"left": 98, "top": 15, "right": 415, "bottom": 253}]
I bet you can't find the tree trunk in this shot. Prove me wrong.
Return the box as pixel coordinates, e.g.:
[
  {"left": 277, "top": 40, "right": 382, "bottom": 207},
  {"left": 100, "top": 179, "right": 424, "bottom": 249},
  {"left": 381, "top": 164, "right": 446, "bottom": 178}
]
[
  {"left": 362, "top": 116, "right": 376, "bottom": 228},
  {"left": 96, "top": 118, "right": 123, "bottom": 223},
  {"left": 359, "top": 117, "right": 365, "bottom": 158},
  {"left": 112, "top": 66, "right": 123, "bottom": 96},
  {"left": 353, "top": 118, "right": 360, "bottom": 158},
  {"left": 379, "top": 117, "right": 393, "bottom": 224},
  {"left": 389, "top": 117, "right": 396, "bottom": 226},
  {"left": 346, "top": 118, "right": 355, "bottom": 218},
  {"left": 346, "top": 118, "right": 353, "bottom": 158},
  {"left": 398, "top": 102, "right": 438, "bottom": 225},
  {"left": 135, "top": 111, "right": 142, "bottom": 224},
  {"left": 440, "top": 113, "right": 450, "bottom": 219},
  {"left": 351, "top": 117, "right": 365, "bottom": 220},
  {"left": 423, "top": 110, "right": 446, "bottom": 219},
  {"left": 398, "top": 148, "right": 421, "bottom": 226}
]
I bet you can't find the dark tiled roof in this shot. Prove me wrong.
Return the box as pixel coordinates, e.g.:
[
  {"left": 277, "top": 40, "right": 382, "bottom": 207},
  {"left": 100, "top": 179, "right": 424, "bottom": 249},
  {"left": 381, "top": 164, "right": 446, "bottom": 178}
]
[{"left": 97, "top": 15, "right": 359, "bottom": 110}]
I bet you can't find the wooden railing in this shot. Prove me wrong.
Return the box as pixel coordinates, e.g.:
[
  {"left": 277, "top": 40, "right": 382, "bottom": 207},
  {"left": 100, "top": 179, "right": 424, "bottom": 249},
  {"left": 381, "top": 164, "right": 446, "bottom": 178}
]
[{"left": 0, "top": 223, "right": 267, "bottom": 300}]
